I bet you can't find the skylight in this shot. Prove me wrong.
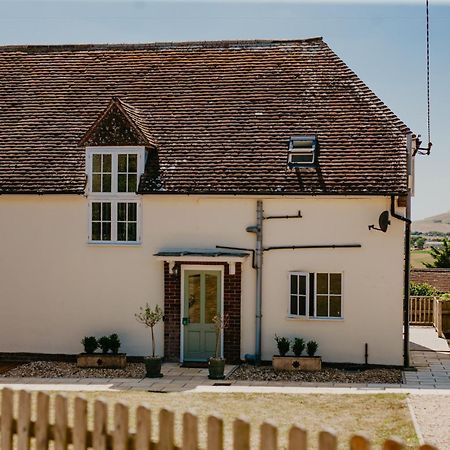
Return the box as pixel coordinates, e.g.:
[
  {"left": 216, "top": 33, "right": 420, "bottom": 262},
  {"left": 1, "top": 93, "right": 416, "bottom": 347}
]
[{"left": 288, "top": 135, "right": 317, "bottom": 167}]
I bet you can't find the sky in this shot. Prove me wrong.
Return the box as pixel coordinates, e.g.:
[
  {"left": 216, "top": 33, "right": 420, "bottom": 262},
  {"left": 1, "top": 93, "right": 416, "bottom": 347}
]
[{"left": 0, "top": 0, "right": 448, "bottom": 220}]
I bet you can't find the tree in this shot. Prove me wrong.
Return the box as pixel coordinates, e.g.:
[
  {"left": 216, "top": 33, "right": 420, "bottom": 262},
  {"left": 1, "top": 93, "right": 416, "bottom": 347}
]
[
  {"left": 415, "top": 236, "right": 426, "bottom": 250},
  {"left": 424, "top": 238, "right": 450, "bottom": 268}
]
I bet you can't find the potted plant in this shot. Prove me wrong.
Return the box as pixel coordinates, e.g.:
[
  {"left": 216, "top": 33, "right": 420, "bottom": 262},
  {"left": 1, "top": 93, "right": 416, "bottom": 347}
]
[
  {"left": 109, "top": 333, "right": 121, "bottom": 354},
  {"left": 208, "top": 314, "right": 230, "bottom": 380},
  {"left": 135, "top": 303, "right": 164, "bottom": 378},
  {"left": 81, "top": 336, "right": 98, "bottom": 354},
  {"left": 272, "top": 336, "right": 322, "bottom": 371},
  {"left": 98, "top": 336, "right": 111, "bottom": 354},
  {"left": 77, "top": 334, "right": 126, "bottom": 368}
]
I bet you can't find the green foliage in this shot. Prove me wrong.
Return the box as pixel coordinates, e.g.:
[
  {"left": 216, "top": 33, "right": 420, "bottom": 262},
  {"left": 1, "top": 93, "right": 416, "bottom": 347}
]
[
  {"left": 440, "top": 293, "right": 450, "bottom": 301},
  {"left": 292, "top": 338, "right": 305, "bottom": 357},
  {"left": 410, "top": 281, "right": 438, "bottom": 296},
  {"left": 424, "top": 238, "right": 450, "bottom": 268},
  {"left": 274, "top": 335, "right": 290, "bottom": 356},
  {"left": 415, "top": 237, "right": 426, "bottom": 250},
  {"left": 135, "top": 303, "right": 164, "bottom": 357},
  {"left": 98, "top": 336, "right": 111, "bottom": 354},
  {"left": 109, "top": 333, "right": 121, "bottom": 354},
  {"left": 81, "top": 336, "right": 98, "bottom": 354},
  {"left": 306, "top": 340, "right": 319, "bottom": 357}
]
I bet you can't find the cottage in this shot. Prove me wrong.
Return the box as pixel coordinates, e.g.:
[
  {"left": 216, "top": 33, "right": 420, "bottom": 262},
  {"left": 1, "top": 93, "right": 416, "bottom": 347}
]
[{"left": 0, "top": 38, "right": 414, "bottom": 366}]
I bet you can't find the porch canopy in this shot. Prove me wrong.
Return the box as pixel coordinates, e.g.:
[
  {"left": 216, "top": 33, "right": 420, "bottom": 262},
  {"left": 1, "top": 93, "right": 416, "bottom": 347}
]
[{"left": 154, "top": 248, "right": 250, "bottom": 275}]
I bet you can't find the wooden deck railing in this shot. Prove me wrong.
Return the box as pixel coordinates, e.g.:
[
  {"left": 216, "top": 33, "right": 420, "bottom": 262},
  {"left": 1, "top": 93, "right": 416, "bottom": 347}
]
[
  {"left": 0, "top": 388, "right": 439, "bottom": 450},
  {"left": 409, "top": 296, "right": 444, "bottom": 337}
]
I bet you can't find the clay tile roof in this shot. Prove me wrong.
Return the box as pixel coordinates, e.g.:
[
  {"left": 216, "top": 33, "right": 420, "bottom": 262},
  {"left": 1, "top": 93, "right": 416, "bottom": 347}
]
[{"left": 0, "top": 38, "right": 410, "bottom": 195}]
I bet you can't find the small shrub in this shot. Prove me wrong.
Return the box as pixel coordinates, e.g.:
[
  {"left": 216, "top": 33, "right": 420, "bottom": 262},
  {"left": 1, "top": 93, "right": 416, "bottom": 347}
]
[
  {"left": 109, "top": 333, "right": 121, "bottom": 354},
  {"left": 292, "top": 337, "right": 305, "bottom": 357},
  {"left": 274, "top": 335, "right": 290, "bottom": 356},
  {"left": 441, "top": 293, "right": 450, "bottom": 301},
  {"left": 98, "top": 336, "right": 111, "bottom": 354},
  {"left": 306, "top": 340, "right": 319, "bottom": 357},
  {"left": 410, "top": 281, "right": 438, "bottom": 296},
  {"left": 81, "top": 336, "right": 98, "bottom": 354}
]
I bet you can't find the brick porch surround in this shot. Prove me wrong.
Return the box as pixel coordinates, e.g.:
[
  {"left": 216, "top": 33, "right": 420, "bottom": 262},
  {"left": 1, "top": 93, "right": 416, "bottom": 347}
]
[{"left": 163, "top": 261, "right": 242, "bottom": 363}]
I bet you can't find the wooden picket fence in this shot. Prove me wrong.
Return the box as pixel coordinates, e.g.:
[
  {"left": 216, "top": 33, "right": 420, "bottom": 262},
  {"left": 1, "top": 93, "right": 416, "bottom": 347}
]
[
  {"left": 409, "top": 296, "right": 444, "bottom": 337},
  {"left": 0, "top": 388, "right": 438, "bottom": 450}
]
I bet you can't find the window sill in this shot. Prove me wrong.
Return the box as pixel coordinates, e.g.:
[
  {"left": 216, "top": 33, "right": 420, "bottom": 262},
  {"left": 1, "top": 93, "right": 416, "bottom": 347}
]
[
  {"left": 87, "top": 241, "right": 142, "bottom": 247},
  {"left": 286, "top": 316, "right": 344, "bottom": 322}
]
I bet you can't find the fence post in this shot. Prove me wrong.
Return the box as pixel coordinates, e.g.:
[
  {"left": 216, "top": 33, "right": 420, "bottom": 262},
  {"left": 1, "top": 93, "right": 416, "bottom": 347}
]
[
  {"left": 17, "top": 390, "right": 32, "bottom": 450},
  {"left": 159, "top": 409, "right": 175, "bottom": 450},
  {"left": 350, "top": 435, "right": 370, "bottom": 450},
  {"left": 113, "top": 402, "right": 129, "bottom": 450},
  {"left": 182, "top": 411, "right": 198, "bottom": 450},
  {"left": 54, "top": 395, "right": 68, "bottom": 450},
  {"left": 135, "top": 405, "right": 151, "bottom": 450},
  {"left": 93, "top": 399, "right": 108, "bottom": 450},
  {"left": 207, "top": 415, "right": 224, "bottom": 450},
  {"left": 73, "top": 397, "right": 88, "bottom": 450},
  {"left": 233, "top": 417, "right": 250, "bottom": 450},
  {"left": 319, "top": 430, "right": 337, "bottom": 450},
  {"left": 35, "top": 391, "right": 50, "bottom": 450},
  {"left": 288, "top": 425, "right": 307, "bottom": 450},
  {"left": 260, "top": 421, "right": 278, "bottom": 450},
  {"left": 1, "top": 388, "right": 14, "bottom": 450},
  {"left": 383, "top": 438, "right": 404, "bottom": 450}
]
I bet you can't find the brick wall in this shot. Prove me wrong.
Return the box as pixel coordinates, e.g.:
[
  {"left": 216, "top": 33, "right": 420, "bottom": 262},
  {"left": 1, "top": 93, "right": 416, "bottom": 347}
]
[
  {"left": 163, "top": 261, "right": 242, "bottom": 363},
  {"left": 411, "top": 268, "right": 450, "bottom": 293}
]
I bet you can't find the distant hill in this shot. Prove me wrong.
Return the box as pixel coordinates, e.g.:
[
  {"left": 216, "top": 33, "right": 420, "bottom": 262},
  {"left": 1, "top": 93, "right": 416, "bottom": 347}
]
[{"left": 413, "top": 211, "right": 450, "bottom": 233}]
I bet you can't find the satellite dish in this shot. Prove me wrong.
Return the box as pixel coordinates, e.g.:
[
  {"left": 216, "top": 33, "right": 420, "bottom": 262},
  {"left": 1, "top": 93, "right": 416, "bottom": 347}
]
[{"left": 368, "top": 211, "right": 391, "bottom": 233}]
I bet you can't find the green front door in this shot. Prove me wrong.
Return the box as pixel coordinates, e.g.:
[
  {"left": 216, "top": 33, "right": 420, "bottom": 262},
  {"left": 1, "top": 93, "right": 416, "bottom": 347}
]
[{"left": 183, "top": 270, "right": 222, "bottom": 362}]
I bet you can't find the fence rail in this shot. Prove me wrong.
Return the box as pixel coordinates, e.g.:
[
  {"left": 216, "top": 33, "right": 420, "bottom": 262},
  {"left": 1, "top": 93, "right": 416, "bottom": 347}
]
[
  {"left": 0, "top": 388, "right": 439, "bottom": 450},
  {"left": 409, "top": 296, "right": 444, "bottom": 337}
]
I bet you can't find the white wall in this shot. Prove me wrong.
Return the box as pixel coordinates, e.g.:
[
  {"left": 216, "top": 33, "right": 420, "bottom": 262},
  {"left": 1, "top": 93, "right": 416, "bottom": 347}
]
[{"left": 0, "top": 195, "right": 405, "bottom": 365}]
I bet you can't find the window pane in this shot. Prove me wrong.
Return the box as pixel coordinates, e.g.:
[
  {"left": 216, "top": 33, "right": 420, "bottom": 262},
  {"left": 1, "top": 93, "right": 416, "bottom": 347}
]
[
  {"left": 118, "top": 154, "right": 127, "bottom": 172},
  {"left": 298, "top": 295, "right": 306, "bottom": 315},
  {"left": 103, "top": 154, "right": 112, "bottom": 172},
  {"left": 290, "top": 275, "right": 297, "bottom": 295},
  {"left": 117, "top": 222, "right": 127, "bottom": 241},
  {"left": 128, "top": 223, "right": 137, "bottom": 241},
  {"left": 128, "top": 174, "right": 137, "bottom": 192},
  {"left": 102, "top": 174, "right": 111, "bottom": 192},
  {"left": 291, "top": 153, "right": 313, "bottom": 164},
  {"left": 92, "top": 154, "right": 101, "bottom": 172},
  {"left": 298, "top": 275, "right": 307, "bottom": 295},
  {"left": 102, "top": 222, "right": 111, "bottom": 241},
  {"left": 92, "top": 222, "right": 101, "bottom": 240},
  {"left": 317, "top": 295, "right": 328, "bottom": 316},
  {"left": 290, "top": 295, "right": 298, "bottom": 315},
  {"left": 317, "top": 273, "right": 328, "bottom": 294},
  {"left": 330, "top": 296, "right": 342, "bottom": 317},
  {"left": 118, "top": 174, "right": 127, "bottom": 192},
  {"left": 205, "top": 273, "right": 218, "bottom": 323},
  {"left": 330, "top": 274, "right": 342, "bottom": 295},
  {"left": 187, "top": 274, "right": 201, "bottom": 323},
  {"left": 91, "top": 202, "right": 101, "bottom": 221},
  {"left": 117, "top": 202, "right": 127, "bottom": 221},
  {"left": 102, "top": 202, "right": 111, "bottom": 221},
  {"left": 128, "top": 154, "right": 138, "bottom": 172},
  {"left": 92, "top": 174, "right": 101, "bottom": 192},
  {"left": 128, "top": 203, "right": 137, "bottom": 221}
]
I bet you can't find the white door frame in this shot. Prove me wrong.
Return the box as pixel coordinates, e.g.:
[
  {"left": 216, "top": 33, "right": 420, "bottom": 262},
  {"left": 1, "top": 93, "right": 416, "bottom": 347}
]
[{"left": 180, "top": 264, "right": 225, "bottom": 363}]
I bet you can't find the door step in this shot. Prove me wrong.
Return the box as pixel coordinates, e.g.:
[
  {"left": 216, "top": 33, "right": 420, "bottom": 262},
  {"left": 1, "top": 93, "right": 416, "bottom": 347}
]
[{"left": 181, "top": 361, "right": 209, "bottom": 368}]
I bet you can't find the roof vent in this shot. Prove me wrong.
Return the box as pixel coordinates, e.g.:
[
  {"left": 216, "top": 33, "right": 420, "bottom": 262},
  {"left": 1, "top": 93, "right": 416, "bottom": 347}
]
[{"left": 288, "top": 135, "right": 317, "bottom": 167}]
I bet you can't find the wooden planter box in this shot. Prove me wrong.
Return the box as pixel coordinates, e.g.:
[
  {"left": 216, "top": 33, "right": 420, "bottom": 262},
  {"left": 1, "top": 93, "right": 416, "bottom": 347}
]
[
  {"left": 77, "top": 353, "right": 127, "bottom": 369},
  {"left": 272, "top": 356, "right": 322, "bottom": 372}
]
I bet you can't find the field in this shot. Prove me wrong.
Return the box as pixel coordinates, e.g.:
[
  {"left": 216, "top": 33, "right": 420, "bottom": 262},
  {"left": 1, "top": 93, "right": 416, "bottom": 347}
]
[
  {"left": 0, "top": 390, "right": 418, "bottom": 449},
  {"left": 411, "top": 249, "right": 433, "bottom": 268}
]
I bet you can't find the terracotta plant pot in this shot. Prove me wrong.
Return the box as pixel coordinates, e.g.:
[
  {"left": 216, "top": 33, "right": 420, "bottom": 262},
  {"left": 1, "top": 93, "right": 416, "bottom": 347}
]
[
  {"left": 144, "top": 356, "right": 163, "bottom": 378},
  {"left": 208, "top": 357, "right": 226, "bottom": 379}
]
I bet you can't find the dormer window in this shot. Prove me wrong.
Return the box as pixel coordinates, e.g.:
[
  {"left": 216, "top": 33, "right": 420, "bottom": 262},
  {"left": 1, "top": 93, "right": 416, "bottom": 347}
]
[{"left": 288, "top": 135, "right": 317, "bottom": 167}]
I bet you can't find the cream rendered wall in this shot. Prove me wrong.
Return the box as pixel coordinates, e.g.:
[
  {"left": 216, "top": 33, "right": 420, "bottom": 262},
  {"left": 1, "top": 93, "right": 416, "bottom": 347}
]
[{"left": 0, "top": 195, "right": 405, "bottom": 365}]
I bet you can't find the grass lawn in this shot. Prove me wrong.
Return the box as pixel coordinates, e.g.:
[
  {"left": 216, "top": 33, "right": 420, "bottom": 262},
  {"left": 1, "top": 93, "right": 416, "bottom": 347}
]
[
  {"left": 411, "top": 249, "right": 433, "bottom": 268},
  {"left": 3, "top": 390, "right": 418, "bottom": 449}
]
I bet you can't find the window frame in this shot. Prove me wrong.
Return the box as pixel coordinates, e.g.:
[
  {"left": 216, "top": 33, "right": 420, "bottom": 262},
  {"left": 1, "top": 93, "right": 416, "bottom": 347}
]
[
  {"left": 288, "top": 271, "right": 344, "bottom": 320},
  {"left": 288, "top": 136, "right": 317, "bottom": 167},
  {"left": 86, "top": 146, "right": 145, "bottom": 245}
]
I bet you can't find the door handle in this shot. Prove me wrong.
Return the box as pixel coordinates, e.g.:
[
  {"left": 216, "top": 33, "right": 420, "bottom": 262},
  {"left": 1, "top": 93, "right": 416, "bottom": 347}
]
[{"left": 182, "top": 317, "right": 190, "bottom": 326}]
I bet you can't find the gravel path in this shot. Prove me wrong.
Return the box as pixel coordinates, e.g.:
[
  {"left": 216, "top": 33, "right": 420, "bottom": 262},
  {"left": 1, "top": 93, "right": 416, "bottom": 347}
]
[
  {"left": 0, "top": 361, "right": 145, "bottom": 378},
  {"left": 229, "top": 364, "right": 402, "bottom": 384},
  {"left": 408, "top": 394, "right": 450, "bottom": 449}
]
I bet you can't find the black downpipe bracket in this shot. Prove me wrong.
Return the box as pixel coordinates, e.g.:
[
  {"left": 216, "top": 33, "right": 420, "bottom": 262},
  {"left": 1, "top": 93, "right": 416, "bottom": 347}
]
[{"left": 391, "top": 195, "right": 412, "bottom": 368}]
